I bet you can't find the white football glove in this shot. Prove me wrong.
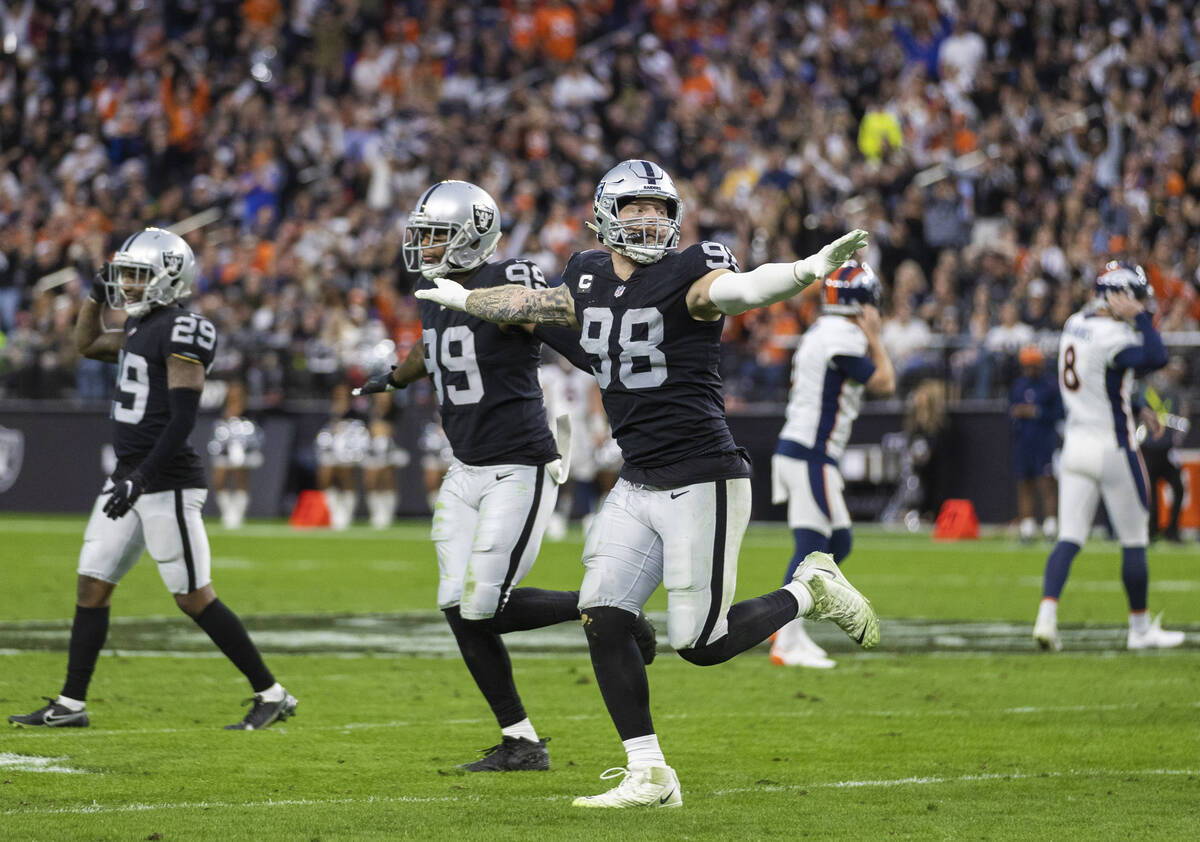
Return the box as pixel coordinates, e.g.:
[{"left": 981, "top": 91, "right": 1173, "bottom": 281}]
[
  {"left": 794, "top": 229, "right": 870, "bottom": 284},
  {"left": 414, "top": 277, "right": 470, "bottom": 311}
]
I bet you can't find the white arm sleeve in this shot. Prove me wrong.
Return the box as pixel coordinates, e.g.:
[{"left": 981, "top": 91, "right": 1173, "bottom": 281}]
[{"left": 708, "top": 259, "right": 818, "bottom": 316}]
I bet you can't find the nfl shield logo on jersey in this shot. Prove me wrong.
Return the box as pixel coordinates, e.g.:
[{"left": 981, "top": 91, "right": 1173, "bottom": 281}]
[
  {"left": 0, "top": 425, "right": 24, "bottom": 493},
  {"left": 162, "top": 251, "right": 185, "bottom": 277},
  {"left": 473, "top": 204, "right": 495, "bottom": 232}
]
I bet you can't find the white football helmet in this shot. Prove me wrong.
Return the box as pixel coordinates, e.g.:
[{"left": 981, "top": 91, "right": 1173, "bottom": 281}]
[
  {"left": 106, "top": 227, "right": 196, "bottom": 318},
  {"left": 403, "top": 181, "right": 502, "bottom": 279},
  {"left": 592, "top": 159, "right": 681, "bottom": 264}
]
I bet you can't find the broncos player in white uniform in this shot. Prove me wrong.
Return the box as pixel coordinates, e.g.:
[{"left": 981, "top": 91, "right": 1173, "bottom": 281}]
[
  {"left": 418, "top": 160, "right": 880, "bottom": 808},
  {"left": 9, "top": 228, "right": 296, "bottom": 730},
  {"left": 770, "top": 263, "right": 895, "bottom": 669},
  {"left": 1033, "top": 261, "right": 1183, "bottom": 652},
  {"left": 355, "top": 181, "right": 655, "bottom": 772}
]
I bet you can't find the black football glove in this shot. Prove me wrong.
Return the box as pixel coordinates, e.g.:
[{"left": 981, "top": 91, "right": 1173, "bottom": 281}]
[
  {"left": 352, "top": 367, "right": 399, "bottom": 396},
  {"left": 103, "top": 471, "right": 146, "bottom": 519},
  {"left": 89, "top": 271, "right": 108, "bottom": 304}
]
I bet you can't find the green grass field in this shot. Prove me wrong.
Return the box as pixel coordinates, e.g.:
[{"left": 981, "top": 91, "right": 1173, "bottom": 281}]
[{"left": 2, "top": 514, "right": 1198, "bottom": 840}]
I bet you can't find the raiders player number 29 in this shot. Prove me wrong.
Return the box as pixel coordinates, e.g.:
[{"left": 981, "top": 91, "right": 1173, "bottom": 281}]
[
  {"left": 9, "top": 227, "right": 296, "bottom": 732},
  {"left": 418, "top": 160, "right": 880, "bottom": 808}
]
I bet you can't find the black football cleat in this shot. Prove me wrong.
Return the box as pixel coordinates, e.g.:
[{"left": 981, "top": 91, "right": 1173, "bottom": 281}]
[
  {"left": 225, "top": 692, "right": 298, "bottom": 730},
  {"left": 458, "top": 736, "right": 550, "bottom": 772},
  {"left": 9, "top": 698, "right": 90, "bottom": 728},
  {"left": 633, "top": 612, "right": 658, "bottom": 665}
]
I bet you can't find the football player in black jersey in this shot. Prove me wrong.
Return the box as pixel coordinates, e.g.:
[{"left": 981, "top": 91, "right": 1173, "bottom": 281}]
[
  {"left": 356, "top": 180, "right": 655, "bottom": 772},
  {"left": 418, "top": 160, "right": 880, "bottom": 807},
  {"left": 9, "top": 228, "right": 296, "bottom": 731}
]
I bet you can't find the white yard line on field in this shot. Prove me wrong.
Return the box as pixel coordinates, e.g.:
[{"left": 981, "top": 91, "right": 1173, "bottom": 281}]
[
  {"left": 4, "top": 768, "right": 1196, "bottom": 815},
  {"left": 9, "top": 701, "right": 1199, "bottom": 739}
]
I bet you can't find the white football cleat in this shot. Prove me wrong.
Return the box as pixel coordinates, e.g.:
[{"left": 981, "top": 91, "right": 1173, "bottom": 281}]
[
  {"left": 793, "top": 552, "right": 879, "bottom": 649},
  {"left": 572, "top": 765, "right": 682, "bottom": 808},
  {"left": 1033, "top": 616, "right": 1062, "bottom": 652},
  {"left": 770, "top": 619, "right": 835, "bottom": 668},
  {"left": 1127, "top": 614, "right": 1185, "bottom": 650}
]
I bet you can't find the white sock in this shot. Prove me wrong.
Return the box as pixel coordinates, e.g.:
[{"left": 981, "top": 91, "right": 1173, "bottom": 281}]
[
  {"left": 1020, "top": 518, "right": 1035, "bottom": 540},
  {"left": 501, "top": 717, "right": 538, "bottom": 742},
  {"left": 330, "top": 490, "right": 354, "bottom": 529},
  {"left": 256, "top": 682, "right": 286, "bottom": 702},
  {"left": 623, "top": 734, "right": 666, "bottom": 769},
  {"left": 55, "top": 695, "right": 86, "bottom": 712},
  {"left": 782, "top": 580, "right": 815, "bottom": 618},
  {"left": 231, "top": 489, "right": 249, "bottom": 526},
  {"left": 1036, "top": 598, "right": 1058, "bottom": 627},
  {"left": 369, "top": 490, "right": 396, "bottom": 528},
  {"left": 1129, "top": 611, "right": 1150, "bottom": 634},
  {"left": 1043, "top": 517, "right": 1058, "bottom": 538}
]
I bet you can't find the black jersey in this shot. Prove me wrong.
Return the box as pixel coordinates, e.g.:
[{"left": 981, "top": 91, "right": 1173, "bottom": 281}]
[
  {"left": 562, "top": 242, "right": 750, "bottom": 488},
  {"left": 112, "top": 304, "right": 216, "bottom": 492},
  {"left": 416, "top": 259, "right": 558, "bottom": 467}
]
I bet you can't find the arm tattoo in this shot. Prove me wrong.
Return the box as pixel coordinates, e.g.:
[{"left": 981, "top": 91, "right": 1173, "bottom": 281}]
[{"left": 465, "top": 284, "right": 579, "bottom": 328}]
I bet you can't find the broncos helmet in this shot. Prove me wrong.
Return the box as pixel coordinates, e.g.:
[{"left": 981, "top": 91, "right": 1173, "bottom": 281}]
[
  {"left": 823, "top": 261, "right": 883, "bottom": 315},
  {"left": 591, "top": 159, "right": 681, "bottom": 264},
  {"left": 105, "top": 227, "right": 196, "bottom": 318},
  {"left": 403, "top": 180, "right": 502, "bottom": 279},
  {"left": 1094, "top": 260, "right": 1151, "bottom": 304}
]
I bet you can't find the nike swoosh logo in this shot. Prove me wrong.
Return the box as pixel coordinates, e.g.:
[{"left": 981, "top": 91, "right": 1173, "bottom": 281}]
[
  {"left": 659, "top": 789, "right": 677, "bottom": 804},
  {"left": 43, "top": 712, "right": 79, "bottom": 724},
  {"left": 495, "top": 473, "right": 514, "bottom": 481},
  {"left": 856, "top": 629, "right": 866, "bottom": 644},
  {"left": 670, "top": 490, "right": 689, "bottom": 499}
]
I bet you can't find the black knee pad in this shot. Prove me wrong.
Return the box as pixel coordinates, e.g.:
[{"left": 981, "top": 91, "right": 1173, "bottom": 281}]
[{"left": 580, "top": 606, "right": 636, "bottom": 645}]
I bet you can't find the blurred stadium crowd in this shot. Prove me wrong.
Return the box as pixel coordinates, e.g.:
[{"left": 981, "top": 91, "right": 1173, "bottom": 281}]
[{"left": 1, "top": 0, "right": 1199, "bottom": 408}]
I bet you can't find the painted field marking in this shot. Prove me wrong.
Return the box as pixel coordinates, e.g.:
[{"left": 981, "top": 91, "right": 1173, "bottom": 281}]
[
  {"left": 4, "top": 768, "right": 1196, "bottom": 816},
  {"left": 0, "top": 753, "right": 85, "bottom": 774},
  {"left": 8, "top": 701, "right": 1199, "bottom": 740}
]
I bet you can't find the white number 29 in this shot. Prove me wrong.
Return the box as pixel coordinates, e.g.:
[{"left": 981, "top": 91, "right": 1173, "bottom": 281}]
[{"left": 171, "top": 314, "right": 216, "bottom": 350}]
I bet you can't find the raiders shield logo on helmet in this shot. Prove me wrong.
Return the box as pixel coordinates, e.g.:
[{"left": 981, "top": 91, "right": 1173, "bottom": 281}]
[
  {"left": 473, "top": 204, "right": 495, "bottom": 232},
  {"left": 162, "top": 251, "right": 185, "bottom": 277},
  {"left": 0, "top": 425, "right": 24, "bottom": 493}
]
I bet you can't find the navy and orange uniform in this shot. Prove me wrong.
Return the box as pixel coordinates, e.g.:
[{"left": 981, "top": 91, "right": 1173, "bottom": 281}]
[
  {"left": 112, "top": 304, "right": 217, "bottom": 492},
  {"left": 561, "top": 242, "right": 749, "bottom": 488},
  {"left": 416, "top": 258, "right": 558, "bottom": 467}
]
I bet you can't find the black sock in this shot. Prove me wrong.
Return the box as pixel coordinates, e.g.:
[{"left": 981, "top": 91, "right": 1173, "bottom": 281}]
[
  {"left": 581, "top": 607, "right": 654, "bottom": 740},
  {"left": 491, "top": 588, "right": 580, "bottom": 633},
  {"left": 677, "top": 590, "right": 798, "bottom": 666},
  {"left": 443, "top": 607, "right": 526, "bottom": 728},
  {"left": 61, "top": 605, "right": 110, "bottom": 701},
  {"left": 192, "top": 599, "right": 275, "bottom": 693}
]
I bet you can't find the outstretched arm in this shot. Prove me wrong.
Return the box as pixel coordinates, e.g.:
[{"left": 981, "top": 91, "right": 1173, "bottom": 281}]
[
  {"left": 687, "top": 229, "right": 870, "bottom": 320},
  {"left": 416, "top": 279, "right": 580, "bottom": 328}
]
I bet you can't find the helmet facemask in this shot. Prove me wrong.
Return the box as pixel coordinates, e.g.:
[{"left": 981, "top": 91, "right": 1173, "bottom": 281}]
[
  {"left": 603, "top": 197, "right": 680, "bottom": 265},
  {"left": 403, "top": 218, "right": 472, "bottom": 279},
  {"left": 592, "top": 160, "right": 683, "bottom": 265}
]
